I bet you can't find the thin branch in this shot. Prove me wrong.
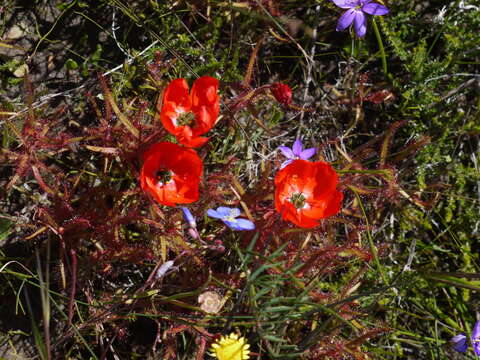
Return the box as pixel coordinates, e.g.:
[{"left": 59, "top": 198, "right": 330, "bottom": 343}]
[{"left": 3, "top": 40, "right": 158, "bottom": 125}]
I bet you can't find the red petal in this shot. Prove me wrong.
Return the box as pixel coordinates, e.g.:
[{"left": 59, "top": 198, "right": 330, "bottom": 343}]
[
  {"left": 277, "top": 201, "right": 319, "bottom": 228},
  {"left": 311, "top": 162, "right": 338, "bottom": 198},
  {"left": 190, "top": 76, "right": 219, "bottom": 131},
  {"left": 160, "top": 103, "right": 182, "bottom": 135},
  {"left": 160, "top": 79, "right": 191, "bottom": 135},
  {"left": 163, "top": 78, "right": 191, "bottom": 109},
  {"left": 190, "top": 76, "right": 219, "bottom": 110},
  {"left": 178, "top": 135, "right": 210, "bottom": 148},
  {"left": 322, "top": 190, "right": 344, "bottom": 218},
  {"left": 192, "top": 106, "right": 216, "bottom": 136},
  {"left": 172, "top": 147, "right": 203, "bottom": 177},
  {"left": 301, "top": 199, "right": 329, "bottom": 219}
]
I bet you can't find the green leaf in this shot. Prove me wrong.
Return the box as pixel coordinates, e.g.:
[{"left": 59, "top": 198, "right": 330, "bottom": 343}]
[
  {"left": 421, "top": 272, "right": 480, "bottom": 291},
  {"left": 0, "top": 218, "right": 12, "bottom": 242},
  {"left": 65, "top": 58, "right": 79, "bottom": 70}
]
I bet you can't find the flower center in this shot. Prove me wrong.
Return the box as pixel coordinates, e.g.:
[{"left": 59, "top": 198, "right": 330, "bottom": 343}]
[
  {"left": 225, "top": 210, "right": 238, "bottom": 222},
  {"left": 290, "top": 192, "right": 306, "bottom": 209},
  {"left": 176, "top": 111, "right": 196, "bottom": 126},
  {"left": 155, "top": 169, "right": 172, "bottom": 186},
  {"left": 348, "top": 0, "right": 362, "bottom": 8}
]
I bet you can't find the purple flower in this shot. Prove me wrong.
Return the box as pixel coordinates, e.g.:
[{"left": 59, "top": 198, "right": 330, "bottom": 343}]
[
  {"left": 472, "top": 321, "right": 480, "bottom": 355},
  {"left": 181, "top": 207, "right": 196, "bottom": 228},
  {"left": 331, "top": 0, "right": 389, "bottom": 38},
  {"left": 451, "top": 321, "right": 480, "bottom": 355},
  {"left": 451, "top": 333, "right": 468, "bottom": 353},
  {"left": 207, "top": 207, "right": 255, "bottom": 231},
  {"left": 278, "top": 139, "right": 316, "bottom": 169}
]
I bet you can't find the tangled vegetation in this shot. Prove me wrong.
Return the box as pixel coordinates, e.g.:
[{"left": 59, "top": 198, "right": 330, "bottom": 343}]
[{"left": 0, "top": 0, "right": 479, "bottom": 359}]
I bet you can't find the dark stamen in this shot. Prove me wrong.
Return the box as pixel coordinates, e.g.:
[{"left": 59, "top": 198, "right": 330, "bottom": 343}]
[
  {"left": 290, "top": 193, "right": 306, "bottom": 209},
  {"left": 177, "top": 112, "right": 196, "bottom": 126},
  {"left": 155, "top": 169, "right": 172, "bottom": 185}
]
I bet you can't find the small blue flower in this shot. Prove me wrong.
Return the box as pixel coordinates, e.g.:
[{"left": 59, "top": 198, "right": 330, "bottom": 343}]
[
  {"left": 472, "top": 321, "right": 480, "bottom": 355},
  {"left": 278, "top": 138, "right": 316, "bottom": 169},
  {"left": 207, "top": 207, "right": 255, "bottom": 231},
  {"left": 451, "top": 321, "right": 480, "bottom": 355},
  {"left": 331, "top": 0, "right": 389, "bottom": 38},
  {"left": 451, "top": 333, "right": 468, "bottom": 353},
  {"left": 181, "top": 207, "right": 196, "bottom": 228}
]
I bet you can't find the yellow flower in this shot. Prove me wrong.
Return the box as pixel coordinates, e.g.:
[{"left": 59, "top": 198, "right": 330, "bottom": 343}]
[{"left": 210, "top": 333, "right": 250, "bottom": 360}]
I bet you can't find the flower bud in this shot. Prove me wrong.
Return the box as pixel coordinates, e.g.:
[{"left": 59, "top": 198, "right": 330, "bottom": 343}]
[
  {"left": 188, "top": 228, "right": 199, "bottom": 239},
  {"left": 270, "top": 82, "right": 292, "bottom": 106},
  {"left": 181, "top": 207, "right": 197, "bottom": 228},
  {"left": 451, "top": 334, "right": 467, "bottom": 353}
]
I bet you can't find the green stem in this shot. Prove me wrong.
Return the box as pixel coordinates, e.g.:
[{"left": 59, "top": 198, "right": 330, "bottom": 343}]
[
  {"left": 372, "top": 18, "right": 388, "bottom": 77},
  {"left": 351, "top": 36, "right": 356, "bottom": 58},
  {"left": 351, "top": 187, "right": 389, "bottom": 286}
]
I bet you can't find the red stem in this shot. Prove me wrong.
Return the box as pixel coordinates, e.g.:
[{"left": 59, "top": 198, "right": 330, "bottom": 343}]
[{"left": 67, "top": 249, "right": 77, "bottom": 328}]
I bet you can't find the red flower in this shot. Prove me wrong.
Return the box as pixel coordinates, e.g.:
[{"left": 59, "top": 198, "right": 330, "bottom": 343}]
[
  {"left": 274, "top": 160, "right": 343, "bottom": 228},
  {"left": 270, "top": 83, "right": 292, "bottom": 106},
  {"left": 140, "top": 142, "right": 202, "bottom": 206},
  {"left": 160, "top": 76, "right": 219, "bottom": 148}
]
